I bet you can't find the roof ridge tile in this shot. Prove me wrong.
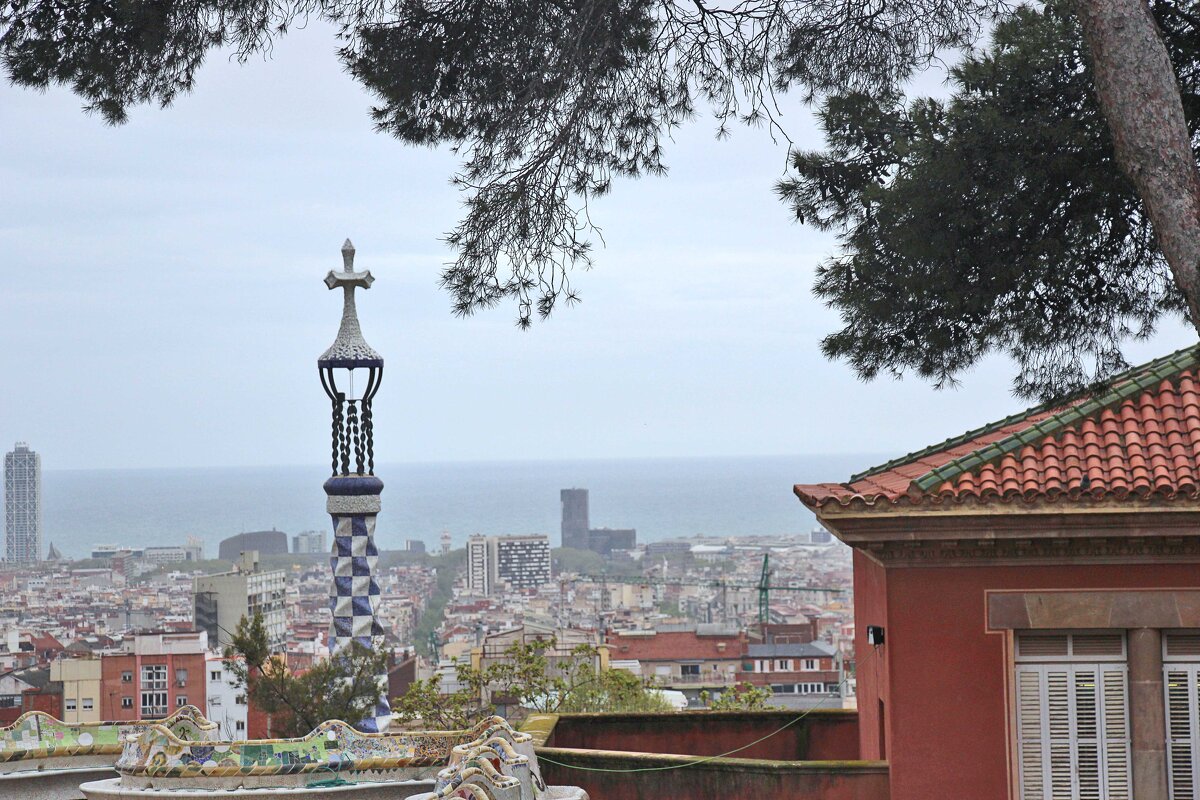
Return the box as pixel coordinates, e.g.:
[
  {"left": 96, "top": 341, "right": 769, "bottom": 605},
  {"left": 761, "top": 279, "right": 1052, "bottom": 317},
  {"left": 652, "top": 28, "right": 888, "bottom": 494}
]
[
  {"left": 848, "top": 344, "right": 1200, "bottom": 483},
  {"left": 908, "top": 347, "right": 1200, "bottom": 493}
]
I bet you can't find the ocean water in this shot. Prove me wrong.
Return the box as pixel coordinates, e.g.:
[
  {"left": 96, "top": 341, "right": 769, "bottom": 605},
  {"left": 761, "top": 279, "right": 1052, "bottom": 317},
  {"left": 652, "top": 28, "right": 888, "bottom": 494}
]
[{"left": 40, "top": 455, "right": 883, "bottom": 560}]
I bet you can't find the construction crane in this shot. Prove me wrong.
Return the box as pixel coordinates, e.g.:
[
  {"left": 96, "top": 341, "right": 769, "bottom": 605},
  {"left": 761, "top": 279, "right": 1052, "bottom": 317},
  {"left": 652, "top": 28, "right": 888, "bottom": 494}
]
[{"left": 573, "top": 553, "right": 845, "bottom": 626}]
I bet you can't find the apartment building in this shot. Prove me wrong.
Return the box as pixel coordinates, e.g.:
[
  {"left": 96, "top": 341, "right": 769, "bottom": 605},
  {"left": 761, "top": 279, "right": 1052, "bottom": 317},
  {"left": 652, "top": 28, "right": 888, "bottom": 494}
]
[
  {"left": 609, "top": 624, "right": 746, "bottom": 704},
  {"left": 466, "top": 534, "right": 552, "bottom": 595},
  {"left": 193, "top": 551, "right": 287, "bottom": 652},
  {"left": 99, "top": 631, "right": 207, "bottom": 721},
  {"left": 292, "top": 530, "right": 326, "bottom": 555},
  {"left": 737, "top": 641, "right": 842, "bottom": 707},
  {"left": 51, "top": 657, "right": 102, "bottom": 723},
  {"left": 204, "top": 653, "right": 248, "bottom": 738}
]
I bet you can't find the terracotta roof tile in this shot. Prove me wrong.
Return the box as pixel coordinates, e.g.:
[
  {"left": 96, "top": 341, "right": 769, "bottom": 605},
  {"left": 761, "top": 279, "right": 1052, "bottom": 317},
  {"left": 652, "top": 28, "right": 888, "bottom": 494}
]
[
  {"left": 608, "top": 630, "right": 747, "bottom": 661},
  {"left": 796, "top": 345, "right": 1200, "bottom": 510}
]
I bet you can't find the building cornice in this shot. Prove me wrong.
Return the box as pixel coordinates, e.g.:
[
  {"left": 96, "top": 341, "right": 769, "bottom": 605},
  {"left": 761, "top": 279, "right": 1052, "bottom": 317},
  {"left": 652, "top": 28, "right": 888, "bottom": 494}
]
[
  {"left": 857, "top": 535, "right": 1200, "bottom": 568},
  {"left": 816, "top": 502, "right": 1200, "bottom": 567}
]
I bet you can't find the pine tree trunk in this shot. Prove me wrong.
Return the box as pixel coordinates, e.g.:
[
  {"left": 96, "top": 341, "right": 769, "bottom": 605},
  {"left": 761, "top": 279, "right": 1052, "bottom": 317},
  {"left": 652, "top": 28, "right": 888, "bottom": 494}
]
[{"left": 1073, "top": 0, "right": 1200, "bottom": 332}]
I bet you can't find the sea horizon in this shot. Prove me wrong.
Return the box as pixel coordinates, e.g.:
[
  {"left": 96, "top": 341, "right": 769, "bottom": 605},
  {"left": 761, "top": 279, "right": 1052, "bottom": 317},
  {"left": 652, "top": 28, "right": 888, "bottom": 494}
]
[{"left": 40, "top": 453, "right": 888, "bottom": 560}]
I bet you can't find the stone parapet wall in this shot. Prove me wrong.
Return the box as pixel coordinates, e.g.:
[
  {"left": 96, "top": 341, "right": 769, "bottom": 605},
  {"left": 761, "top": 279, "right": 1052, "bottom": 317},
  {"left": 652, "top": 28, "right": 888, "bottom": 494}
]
[
  {"left": 535, "top": 709, "right": 860, "bottom": 762},
  {"left": 535, "top": 747, "right": 888, "bottom": 800}
]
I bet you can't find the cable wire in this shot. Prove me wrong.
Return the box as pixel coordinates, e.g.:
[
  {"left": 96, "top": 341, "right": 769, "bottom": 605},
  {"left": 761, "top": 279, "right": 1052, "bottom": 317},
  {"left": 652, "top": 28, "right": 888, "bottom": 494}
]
[{"left": 535, "top": 675, "right": 853, "bottom": 774}]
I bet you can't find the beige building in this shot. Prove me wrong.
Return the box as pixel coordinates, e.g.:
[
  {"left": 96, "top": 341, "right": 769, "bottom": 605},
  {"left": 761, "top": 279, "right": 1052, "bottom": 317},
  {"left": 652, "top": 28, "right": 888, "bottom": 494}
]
[
  {"left": 193, "top": 552, "right": 287, "bottom": 652},
  {"left": 51, "top": 658, "right": 102, "bottom": 723}
]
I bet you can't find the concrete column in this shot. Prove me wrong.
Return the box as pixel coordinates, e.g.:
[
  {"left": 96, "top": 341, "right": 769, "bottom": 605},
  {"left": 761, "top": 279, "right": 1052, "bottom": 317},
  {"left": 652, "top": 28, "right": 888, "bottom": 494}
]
[{"left": 1129, "top": 628, "right": 1167, "bottom": 800}]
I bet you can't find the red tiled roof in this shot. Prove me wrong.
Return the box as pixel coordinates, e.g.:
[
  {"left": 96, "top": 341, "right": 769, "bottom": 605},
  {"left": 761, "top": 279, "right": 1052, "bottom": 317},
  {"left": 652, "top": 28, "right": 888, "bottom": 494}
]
[
  {"left": 796, "top": 346, "right": 1200, "bottom": 511},
  {"left": 608, "top": 630, "right": 746, "bottom": 661},
  {"left": 28, "top": 632, "right": 63, "bottom": 652}
]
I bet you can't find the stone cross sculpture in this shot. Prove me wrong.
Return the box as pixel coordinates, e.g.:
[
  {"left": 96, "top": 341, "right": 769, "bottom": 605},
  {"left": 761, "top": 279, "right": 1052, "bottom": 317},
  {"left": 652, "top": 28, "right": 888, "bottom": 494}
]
[{"left": 318, "top": 239, "right": 391, "bottom": 733}]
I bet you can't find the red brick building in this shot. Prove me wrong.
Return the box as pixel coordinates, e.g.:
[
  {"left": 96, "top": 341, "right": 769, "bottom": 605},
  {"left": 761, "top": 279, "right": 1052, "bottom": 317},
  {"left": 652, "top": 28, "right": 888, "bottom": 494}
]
[
  {"left": 0, "top": 666, "right": 61, "bottom": 723},
  {"left": 609, "top": 626, "right": 747, "bottom": 687},
  {"left": 21, "top": 673, "right": 63, "bottom": 718},
  {"left": 797, "top": 347, "right": 1200, "bottom": 800},
  {"left": 99, "top": 631, "right": 207, "bottom": 721}
]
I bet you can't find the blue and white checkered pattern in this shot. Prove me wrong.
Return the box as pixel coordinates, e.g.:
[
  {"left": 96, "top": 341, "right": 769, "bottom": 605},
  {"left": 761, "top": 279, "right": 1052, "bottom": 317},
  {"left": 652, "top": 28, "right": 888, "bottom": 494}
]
[{"left": 329, "top": 512, "right": 392, "bottom": 733}]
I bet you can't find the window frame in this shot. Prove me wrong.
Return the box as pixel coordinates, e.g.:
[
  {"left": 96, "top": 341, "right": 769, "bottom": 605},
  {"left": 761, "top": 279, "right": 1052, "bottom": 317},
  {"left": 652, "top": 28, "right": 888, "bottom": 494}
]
[
  {"left": 140, "top": 690, "right": 169, "bottom": 718},
  {"left": 1163, "top": 631, "right": 1200, "bottom": 800},
  {"left": 140, "top": 664, "right": 168, "bottom": 690},
  {"left": 1013, "top": 631, "right": 1131, "bottom": 800}
]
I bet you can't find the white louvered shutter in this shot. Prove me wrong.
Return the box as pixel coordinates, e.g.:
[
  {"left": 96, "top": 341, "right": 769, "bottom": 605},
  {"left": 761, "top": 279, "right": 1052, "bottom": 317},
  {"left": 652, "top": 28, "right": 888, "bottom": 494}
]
[
  {"left": 1163, "top": 632, "right": 1200, "bottom": 800},
  {"left": 1015, "top": 633, "right": 1130, "bottom": 800},
  {"left": 1047, "top": 668, "right": 1073, "bottom": 799},
  {"left": 1101, "top": 668, "right": 1131, "bottom": 799},
  {"left": 1018, "top": 669, "right": 1045, "bottom": 800},
  {"left": 1164, "top": 632, "right": 1200, "bottom": 800},
  {"left": 1165, "top": 667, "right": 1196, "bottom": 800}
]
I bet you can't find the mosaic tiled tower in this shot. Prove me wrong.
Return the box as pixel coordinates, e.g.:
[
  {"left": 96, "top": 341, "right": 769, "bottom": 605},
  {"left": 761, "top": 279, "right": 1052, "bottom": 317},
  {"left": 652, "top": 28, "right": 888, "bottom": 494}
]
[{"left": 318, "top": 239, "right": 391, "bottom": 733}]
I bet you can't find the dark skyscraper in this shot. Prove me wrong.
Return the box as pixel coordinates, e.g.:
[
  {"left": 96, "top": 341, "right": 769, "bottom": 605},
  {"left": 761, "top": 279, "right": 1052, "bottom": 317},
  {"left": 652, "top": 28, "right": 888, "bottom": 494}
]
[
  {"left": 561, "top": 487, "right": 638, "bottom": 553},
  {"left": 560, "top": 488, "right": 589, "bottom": 549}
]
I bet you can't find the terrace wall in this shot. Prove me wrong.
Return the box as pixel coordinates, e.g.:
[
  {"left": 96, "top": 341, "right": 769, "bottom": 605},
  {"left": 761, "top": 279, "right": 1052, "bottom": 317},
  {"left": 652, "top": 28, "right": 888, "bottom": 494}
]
[
  {"left": 536, "top": 747, "right": 889, "bottom": 800},
  {"left": 525, "top": 709, "right": 884, "bottom": 800},
  {"left": 543, "top": 708, "right": 860, "bottom": 761}
]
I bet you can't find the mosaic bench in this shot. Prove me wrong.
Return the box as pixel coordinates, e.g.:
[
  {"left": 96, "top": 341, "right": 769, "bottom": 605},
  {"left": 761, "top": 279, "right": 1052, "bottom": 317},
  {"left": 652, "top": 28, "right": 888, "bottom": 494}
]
[
  {"left": 411, "top": 723, "right": 586, "bottom": 800},
  {"left": 0, "top": 704, "right": 216, "bottom": 773},
  {"left": 76, "top": 715, "right": 586, "bottom": 800},
  {"left": 79, "top": 715, "right": 561, "bottom": 797},
  {"left": 0, "top": 705, "right": 217, "bottom": 800}
]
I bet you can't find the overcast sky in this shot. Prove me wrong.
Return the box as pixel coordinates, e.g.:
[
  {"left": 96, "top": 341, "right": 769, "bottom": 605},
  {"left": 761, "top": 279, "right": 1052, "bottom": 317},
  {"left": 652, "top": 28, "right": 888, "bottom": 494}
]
[{"left": 1, "top": 23, "right": 1194, "bottom": 472}]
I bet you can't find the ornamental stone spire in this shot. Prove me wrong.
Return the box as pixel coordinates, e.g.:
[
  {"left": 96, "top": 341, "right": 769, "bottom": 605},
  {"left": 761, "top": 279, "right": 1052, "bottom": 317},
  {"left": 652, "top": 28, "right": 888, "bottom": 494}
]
[{"left": 317, "top": 240, "right": 390, "bottom": 733}]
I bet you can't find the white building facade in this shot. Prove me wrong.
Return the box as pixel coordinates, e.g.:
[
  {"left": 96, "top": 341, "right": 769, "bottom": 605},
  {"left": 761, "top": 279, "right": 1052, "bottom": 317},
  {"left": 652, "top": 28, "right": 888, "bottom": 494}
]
[
  {"left": 204, "top": 654, "right": 248, "bottom": 739},
  {"left": 292, "top": 530, "right": 325, "bottom": 555},
  {"left": 467, "top": 535, "right": 491, "bottom": 595},
  {"left": 465, "top": 534, "right": 552, "bottom": 596}
]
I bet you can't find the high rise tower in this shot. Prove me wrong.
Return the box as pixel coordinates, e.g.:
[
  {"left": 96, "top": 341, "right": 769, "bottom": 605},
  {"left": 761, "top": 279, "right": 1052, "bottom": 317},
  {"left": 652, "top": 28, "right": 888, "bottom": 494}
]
[
  {"left": 4, "top": 443, "right": 42, "bottom": 564},
  {"left": 560, "top": 488, "right": 589, "bottom": 550},
  {"left": 318, "top": 240, "right": 391, "bottom": 733}
]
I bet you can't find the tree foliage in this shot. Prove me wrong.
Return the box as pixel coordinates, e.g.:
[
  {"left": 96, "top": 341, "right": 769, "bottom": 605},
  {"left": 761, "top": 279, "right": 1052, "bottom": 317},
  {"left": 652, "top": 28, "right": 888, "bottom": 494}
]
[
  {"left": 0, "top": 0, "right": 999, "bottom": 325},
  {"left": 701, "top": 681, "right": 776, "bottom": 710},
  {"left": 392, "top": 637, "right": 671, "bottom": 729},
  {"left": 224, "top": 612, "right": 390, "bottom": 737},
  {"left": 391, "top": 670, "right": 488, "bottom": 731},
  {"left": 413, "top": 549, "right": 464, "bottom": 658},
  {"left": 8, "top": 0, "right": 1199, "bottom": 399},
  {"left": 778, "top": 0, "right": 1200, "bottom": 400}
]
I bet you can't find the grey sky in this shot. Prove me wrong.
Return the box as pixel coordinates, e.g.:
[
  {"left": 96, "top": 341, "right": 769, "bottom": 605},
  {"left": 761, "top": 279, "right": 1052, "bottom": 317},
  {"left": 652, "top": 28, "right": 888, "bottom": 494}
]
[{"left": 1, "top": 23, "right": 1194, "bottom": 472}]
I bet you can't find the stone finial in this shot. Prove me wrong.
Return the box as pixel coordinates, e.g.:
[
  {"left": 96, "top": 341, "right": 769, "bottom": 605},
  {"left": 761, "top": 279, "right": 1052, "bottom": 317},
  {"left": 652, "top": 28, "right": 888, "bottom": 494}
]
[{"left": 319, "top": 239, "right": 382, "bottom": 368}]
